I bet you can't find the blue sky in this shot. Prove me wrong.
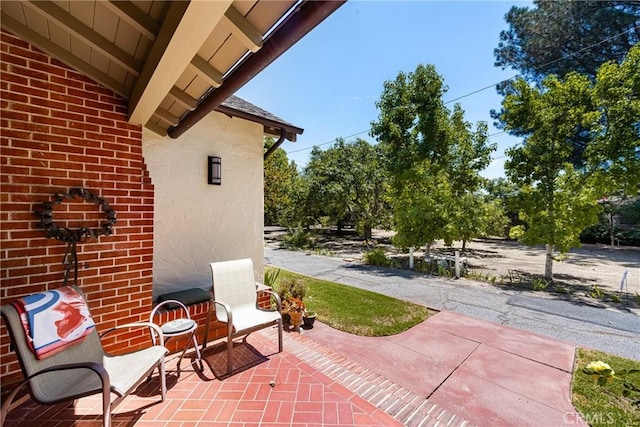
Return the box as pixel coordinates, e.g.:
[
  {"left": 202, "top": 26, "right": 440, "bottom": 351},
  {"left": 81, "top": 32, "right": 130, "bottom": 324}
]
[{"left": 237, "top": 1, "right": 529, "bottom": 179}]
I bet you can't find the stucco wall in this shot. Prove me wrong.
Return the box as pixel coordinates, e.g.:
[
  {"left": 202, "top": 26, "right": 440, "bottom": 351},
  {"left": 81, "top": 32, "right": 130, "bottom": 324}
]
[{"left": 143, "top": 112, "right": 265, "bottom": 299}]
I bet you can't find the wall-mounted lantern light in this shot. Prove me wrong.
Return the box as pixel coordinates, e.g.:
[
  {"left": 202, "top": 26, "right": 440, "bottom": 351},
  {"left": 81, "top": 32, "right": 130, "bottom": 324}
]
[{"left": 208, "top": 156, "right": 221, "bottom": 185}]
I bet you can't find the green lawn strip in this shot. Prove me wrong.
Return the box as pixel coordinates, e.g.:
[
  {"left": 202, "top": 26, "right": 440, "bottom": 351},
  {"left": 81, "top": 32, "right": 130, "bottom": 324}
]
[
  {"left": 267, "top": 266, "right": 433, "bottom": 336},
  {"left": 572, "top": 348, "right": 640, "bottom": 426}
]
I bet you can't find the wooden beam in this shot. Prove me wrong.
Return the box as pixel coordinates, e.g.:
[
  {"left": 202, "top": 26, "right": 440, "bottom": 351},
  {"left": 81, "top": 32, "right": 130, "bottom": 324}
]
[
  {"left": 103, "top": 0, "right": 160, "bottom": 41},
  {"left": 0, "top": 12, "right": 129, "bottom": 97},
  {"left": 168, "top": 87, "right": 198, "bottom": 111},
  {"left": 220, "top": 5, "right": 262, "bottom": 53},
  {"left": 144, "top": 121, "right": 168, "bottom": 137},
  {"left": 24, "top": 1, "right": 142, "bottom": 76},
  {"left": 128, "top": 0, "right": 232, "bottom": 126},
  {"left": 153, "top": 108, "right": 180, "bottom": 127},
  {"left": 189, "top": 56, "right": 223, "bottom": 88}
]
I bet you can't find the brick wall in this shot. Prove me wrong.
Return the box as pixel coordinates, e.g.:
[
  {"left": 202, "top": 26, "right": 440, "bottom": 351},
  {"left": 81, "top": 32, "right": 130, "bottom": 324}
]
[{"left": 0, "top": 30, "right": 154, "bottom": 387}]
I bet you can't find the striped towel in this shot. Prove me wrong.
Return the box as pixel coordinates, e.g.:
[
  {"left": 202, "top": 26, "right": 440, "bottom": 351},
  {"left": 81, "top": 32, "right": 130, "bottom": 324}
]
[{"left": 12, "top": 287, "right": 96, "bottom": 360}]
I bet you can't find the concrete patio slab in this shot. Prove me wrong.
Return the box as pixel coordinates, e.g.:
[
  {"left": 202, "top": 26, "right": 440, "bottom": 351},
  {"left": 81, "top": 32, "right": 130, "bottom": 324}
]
[
  {"left": 427, "top": 370, "right": 588, "bottom": 427},
  {"left": 459, "top": 345, "right": 576, "bottom": 413},
  {"left": 300, "top": 309, "right": 587, "bottom": 426},
  {"left": 304, "top": 318, "right": 480, "bottom": 397},
  {"left": 424, "top": 310, "right": 502, "bottom": 343},
  {"left": 482, "top": 323, "right": 577, "bottom": 372}
]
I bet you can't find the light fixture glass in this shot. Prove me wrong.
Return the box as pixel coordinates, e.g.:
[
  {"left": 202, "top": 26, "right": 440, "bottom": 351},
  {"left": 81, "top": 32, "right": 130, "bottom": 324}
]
[{"left": 208, "top": 156, "right": 221, "bottom": 185}]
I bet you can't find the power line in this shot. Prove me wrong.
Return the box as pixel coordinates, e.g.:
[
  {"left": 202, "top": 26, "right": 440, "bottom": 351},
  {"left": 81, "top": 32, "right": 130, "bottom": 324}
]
[
  {"left": 445, "top": 25, "right": 638, "bottom": 105},
  {"left": 288, "top": 130, "right": 509, "bottom": 155},
  {"left": 284, "top": 26, "right": 637, "bottom": 157}
]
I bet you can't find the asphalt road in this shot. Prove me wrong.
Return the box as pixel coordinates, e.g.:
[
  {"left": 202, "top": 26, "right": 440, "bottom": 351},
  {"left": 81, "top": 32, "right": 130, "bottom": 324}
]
[{"left": 264, "top": 247, "right": 640, "bottom": 361}]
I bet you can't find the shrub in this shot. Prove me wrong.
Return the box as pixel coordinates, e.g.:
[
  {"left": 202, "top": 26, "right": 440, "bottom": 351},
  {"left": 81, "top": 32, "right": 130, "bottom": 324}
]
[
  {"left": 590, "top": 284, "right": 604, "bottom": 300},
  {"left": 363, "top": 248, "right": 392, "bottom": 267},
  {"left": 264, "top": 268, "right": 280, "bottom": 288},
  {"left": 273, "top": 277, "right": 307, "bottom": 302},
  {"left": 283, "top": 226, "right": 313, "bottom": 249},
  {"left": 532, "top": 277, "right": 550, "bottom": 291}
]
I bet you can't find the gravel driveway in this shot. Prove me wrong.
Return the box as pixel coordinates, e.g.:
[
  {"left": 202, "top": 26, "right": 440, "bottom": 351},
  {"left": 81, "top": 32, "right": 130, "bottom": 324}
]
[{"left": 265, "top": 227, "right": 640, "bottom": 301}]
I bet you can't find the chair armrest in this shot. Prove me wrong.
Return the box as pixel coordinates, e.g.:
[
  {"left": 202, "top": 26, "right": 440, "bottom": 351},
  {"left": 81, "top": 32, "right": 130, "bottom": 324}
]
[
  {"left": 258, "top": 289, "right": 282, "bottom": 312},
  {"left": 212, "top": 300, "right": 233, "bottom": 326},
  {"left": 0, "top": 362, "right": 109, "bottom": 426},
  {"left": 100, "top": 322, "right": 165, "bottom": 348}
]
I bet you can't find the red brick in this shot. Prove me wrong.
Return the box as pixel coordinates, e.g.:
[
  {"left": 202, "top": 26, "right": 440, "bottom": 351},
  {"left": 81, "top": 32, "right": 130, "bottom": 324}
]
[
  {"left": 10, "top": 65, "right": 48, "bottom": 81},
  {"left": 50, "top": 75, "right": 85, "bottom": 89},
  {"left": 1, "top": 72, "right": 28, "bottom": 85},
  {"left": 15, "top": 83, "right": 49, "bottom": 99},
  {"left": 34, "top": 116, "right": 69, "bottom": 128},
  {"left": 1, "top": 52, "right": 27, "bottom": 67},
  {"left": 2, "top": 90, "right": 28, "bottom": 103},
  {"left": 33, "top": 133, "right": 69, "bottom": 144},
  {"left": 0, "top": 110, "right": 28, "bottom": 122},
  {"left": 30, "top": 96, "right": 67, "bottom": 111},
  {"left": 51, "top": 109, "right": 84, "bottom": 121},
  {"left": 30, "top": 77, "right": 65, "bottom": 93},
  {"left": 9, "top": 46, "right": 49, "bottom": 63},
  {"left": 11, "top": 102, "right": 50, "bottom": 116}
]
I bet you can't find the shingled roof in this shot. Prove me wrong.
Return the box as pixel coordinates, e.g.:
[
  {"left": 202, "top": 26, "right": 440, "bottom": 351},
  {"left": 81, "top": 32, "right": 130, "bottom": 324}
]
[{"left": 215, "top": 95, "right": 303, "bottom": 143}]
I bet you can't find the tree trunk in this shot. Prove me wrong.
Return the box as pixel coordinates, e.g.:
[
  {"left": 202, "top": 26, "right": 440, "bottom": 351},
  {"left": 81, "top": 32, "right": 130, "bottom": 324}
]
[
  {"left": 364, "top": 224, "right": 372, "bottom": 241},
  {"left": 462, "top": 240, "right": 467, "bottom": 250},
  {"left": 609, "top": 212, "right": 615, "bottom": 246},
  {"left": 544, "top": 244, "right": 554, "bottom": 281},
  {"left": 424, "top": 242, "right": 432, "bottom": 260},
  {"left": 409, "top": 247, "right": 414, "bottom": 269}
]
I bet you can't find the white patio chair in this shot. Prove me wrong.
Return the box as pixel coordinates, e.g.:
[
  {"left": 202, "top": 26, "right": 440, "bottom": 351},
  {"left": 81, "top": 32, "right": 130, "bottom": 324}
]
[{"left": 203, "top": 258, "right": 282, "bottom": 375}]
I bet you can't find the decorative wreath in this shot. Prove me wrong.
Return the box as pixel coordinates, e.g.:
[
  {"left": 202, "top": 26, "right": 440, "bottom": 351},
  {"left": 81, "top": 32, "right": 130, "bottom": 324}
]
[{"left": 35, "top": 188, "right": 116, "bottom": 242}]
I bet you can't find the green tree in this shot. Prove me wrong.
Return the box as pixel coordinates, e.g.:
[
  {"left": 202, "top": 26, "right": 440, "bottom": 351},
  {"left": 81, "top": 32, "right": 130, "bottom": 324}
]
[
  {"left": 447, "top": 107, "right": 494, "bottom": 248},
  {"left": 586, "top": 44, "right": 640, "bottom": 196},
  {"left": 493, "top": 1, "right": 640, "bottom": 165},
  {"left": 370, "top": 64, "right": 495, "bottom": 255},
  {"left": 341, "top": 139, "right": 391, "bottom": 240},
  {"left": 480, "top": 198, "right": 510, "bottom": 239},
  {"left": 484, "top": 177, "right": 521, "bottom": 232},
  {"left": 495, "top": 1, "right": 640, "bottom": 83},
  {"left": 300, "top": 138, "right": 391, "bottom": 239},
  {"left": 501, "top": 74, "right": 602, "bottom": 280},
  {"left": 264, "top": 137, "right": 299, "bottom": 226},
  {"left": 290, "top": 174, "right": 319, "bottom": 230}
]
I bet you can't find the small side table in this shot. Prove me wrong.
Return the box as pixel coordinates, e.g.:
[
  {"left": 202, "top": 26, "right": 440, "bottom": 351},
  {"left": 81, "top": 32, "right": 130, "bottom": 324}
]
[{"left": 150, "top": 299, "right": 203, "bottom": 373}]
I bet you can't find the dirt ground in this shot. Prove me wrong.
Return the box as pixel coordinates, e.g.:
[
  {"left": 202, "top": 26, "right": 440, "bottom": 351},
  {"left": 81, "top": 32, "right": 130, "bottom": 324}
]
[{"left": 265, "top": 227, "right": 640, "bottom": 304}]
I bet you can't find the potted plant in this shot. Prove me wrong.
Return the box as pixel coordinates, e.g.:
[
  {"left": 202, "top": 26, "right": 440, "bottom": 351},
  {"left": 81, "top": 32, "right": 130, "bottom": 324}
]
[
  {"left": 272, "top": 277, "right": 307, "bottom": 330},
  {"left": 282, "top": 297, "right": 305, "bottom": 331},
  {"left": 302, "top": 310, "right": 317, "bottom": 329}
]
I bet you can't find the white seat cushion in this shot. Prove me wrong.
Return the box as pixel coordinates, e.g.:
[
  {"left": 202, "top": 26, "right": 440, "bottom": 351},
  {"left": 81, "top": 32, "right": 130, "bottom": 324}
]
[{"left": 161, "top": 318, "right": 196, "bottom": 335}]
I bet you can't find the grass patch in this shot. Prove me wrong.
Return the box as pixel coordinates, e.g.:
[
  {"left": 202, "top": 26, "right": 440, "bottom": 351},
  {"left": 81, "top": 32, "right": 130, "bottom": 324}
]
[
  {"left": 572, "top": 348, "right": 640, "bottom": 426},
  {"left": 267, "top": 266, "right": 433, "bottom": 336}
]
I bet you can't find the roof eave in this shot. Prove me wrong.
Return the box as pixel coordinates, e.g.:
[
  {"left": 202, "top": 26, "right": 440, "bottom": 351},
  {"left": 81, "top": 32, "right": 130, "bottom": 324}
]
[{"left": 168, "top": 0, "right": 346, "bottom": 139}]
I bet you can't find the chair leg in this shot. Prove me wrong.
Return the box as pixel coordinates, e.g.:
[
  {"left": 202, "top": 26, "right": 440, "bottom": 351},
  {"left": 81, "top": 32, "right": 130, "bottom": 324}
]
[
  {"left": 176, "top": 331, "right": 195, "bottom": 374},
  {"left": 159, "top": 359, "right": 167, "bottom": 401},
  {"left": 192, "top": 334, "right": 203, "bottom": 371},
  {"left": 227, "top": 324, "right": 233, "bottom": 375},
  {"left": 202, "top": 304, "right": 213, "bottom": 351},
  {"left": 149, "top": 336, "right": 171, "bottom": 381},
  {"left": 277, "top": 319, "right": 283, "bottom": 353},
  {"left": 102, "top": 392, "right": 111, "bottom": 427}
]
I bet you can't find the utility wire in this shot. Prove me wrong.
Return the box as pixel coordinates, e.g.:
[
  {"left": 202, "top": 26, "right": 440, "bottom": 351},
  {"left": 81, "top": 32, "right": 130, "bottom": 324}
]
[{"left": 284, "top": 25, "right": 638, "bottom": 157}]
